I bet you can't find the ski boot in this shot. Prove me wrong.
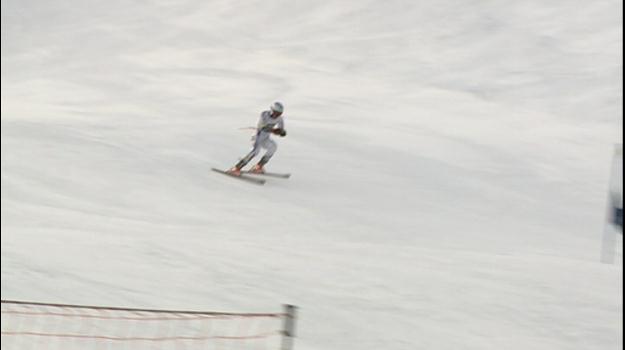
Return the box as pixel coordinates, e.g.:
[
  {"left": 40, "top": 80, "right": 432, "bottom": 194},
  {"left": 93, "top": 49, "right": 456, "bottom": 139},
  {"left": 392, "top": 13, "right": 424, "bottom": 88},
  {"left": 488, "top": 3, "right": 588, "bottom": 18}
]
[
  {"left": 227, "top": 166, "right": 242, "bottom": 176},
  {"left": 250, "top": 164, "right": 265, "bottom": 174}
]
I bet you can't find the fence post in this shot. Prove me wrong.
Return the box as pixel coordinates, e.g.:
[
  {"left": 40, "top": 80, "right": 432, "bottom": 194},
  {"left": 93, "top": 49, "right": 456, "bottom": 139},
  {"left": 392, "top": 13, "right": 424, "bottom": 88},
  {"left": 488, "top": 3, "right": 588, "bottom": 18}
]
[{"left": 281, "top": 304, "right": 297, "bottom": 350}]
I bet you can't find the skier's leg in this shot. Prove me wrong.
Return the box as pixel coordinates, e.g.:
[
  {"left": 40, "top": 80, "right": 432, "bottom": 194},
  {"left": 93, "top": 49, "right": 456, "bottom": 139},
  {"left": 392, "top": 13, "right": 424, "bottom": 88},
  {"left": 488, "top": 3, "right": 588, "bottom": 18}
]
[
  {"left": 257, "top": 139, "right": 277, "bottom": 167},
  {"left": 233, "top": 137, "right": 261, "bottom": 171}
]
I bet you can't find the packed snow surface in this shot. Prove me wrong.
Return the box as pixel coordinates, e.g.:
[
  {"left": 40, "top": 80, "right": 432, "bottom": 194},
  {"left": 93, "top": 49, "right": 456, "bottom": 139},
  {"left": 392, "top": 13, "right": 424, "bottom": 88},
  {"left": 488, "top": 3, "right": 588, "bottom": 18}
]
[{"left": 1, "top": 1, "right": 622, "bottom": 349}]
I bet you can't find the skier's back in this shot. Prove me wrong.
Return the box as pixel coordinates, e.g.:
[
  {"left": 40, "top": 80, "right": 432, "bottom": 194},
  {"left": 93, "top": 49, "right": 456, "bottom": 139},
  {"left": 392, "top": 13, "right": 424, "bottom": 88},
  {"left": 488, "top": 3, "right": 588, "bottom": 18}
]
[{"left": 228, "top": 102, "right": 287, "bottom": 175}]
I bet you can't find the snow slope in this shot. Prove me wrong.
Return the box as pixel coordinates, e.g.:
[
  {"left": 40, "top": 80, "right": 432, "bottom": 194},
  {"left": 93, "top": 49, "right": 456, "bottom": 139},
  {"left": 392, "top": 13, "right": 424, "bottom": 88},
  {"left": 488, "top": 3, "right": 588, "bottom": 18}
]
[{"left": 1, "top": 1, "right": 622, "bottom": 349}]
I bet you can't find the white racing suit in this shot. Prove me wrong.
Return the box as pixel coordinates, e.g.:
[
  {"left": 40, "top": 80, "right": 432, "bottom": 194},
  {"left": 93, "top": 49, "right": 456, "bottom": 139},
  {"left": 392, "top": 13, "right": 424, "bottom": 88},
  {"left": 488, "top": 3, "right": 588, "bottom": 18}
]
[{"left": 235, "top": 110, "right": 285, "bottom": 169}]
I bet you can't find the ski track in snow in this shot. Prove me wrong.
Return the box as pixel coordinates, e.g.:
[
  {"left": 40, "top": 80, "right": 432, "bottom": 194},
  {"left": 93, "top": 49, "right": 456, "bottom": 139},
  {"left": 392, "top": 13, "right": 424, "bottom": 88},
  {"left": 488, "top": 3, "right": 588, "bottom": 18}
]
[{"left": 1, "top": 1, "right": 623, "bottom": 349}]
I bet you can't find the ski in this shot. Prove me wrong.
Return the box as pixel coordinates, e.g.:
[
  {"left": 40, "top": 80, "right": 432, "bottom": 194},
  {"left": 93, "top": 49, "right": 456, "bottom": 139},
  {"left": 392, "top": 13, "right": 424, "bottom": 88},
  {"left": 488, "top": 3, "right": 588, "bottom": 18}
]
[
  {"left": 241, "top": 171, "right": 291, "bottom": 179},
  {"left": 211, "top": 168, "right": 266, "bottom": 185}
]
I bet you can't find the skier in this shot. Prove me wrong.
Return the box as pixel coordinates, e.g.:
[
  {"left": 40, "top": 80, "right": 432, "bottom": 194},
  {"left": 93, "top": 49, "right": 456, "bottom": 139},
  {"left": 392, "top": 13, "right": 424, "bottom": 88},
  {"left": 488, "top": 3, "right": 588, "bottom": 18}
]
[{"left": 228, "top": 102, "right": 287, "bottom": 175}]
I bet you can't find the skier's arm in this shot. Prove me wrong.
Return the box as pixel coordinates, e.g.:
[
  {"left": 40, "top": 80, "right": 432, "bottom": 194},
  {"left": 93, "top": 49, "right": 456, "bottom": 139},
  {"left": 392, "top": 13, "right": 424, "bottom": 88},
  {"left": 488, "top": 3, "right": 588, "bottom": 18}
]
[
  {"left": 272, "top": 128, "right": 286, "bottom": 136},
  {"left": 257, "top": 114, "right": 273, "bottom": 133},
  {"left": 272, "top": 118, "right": 286, "bottom": 137}
]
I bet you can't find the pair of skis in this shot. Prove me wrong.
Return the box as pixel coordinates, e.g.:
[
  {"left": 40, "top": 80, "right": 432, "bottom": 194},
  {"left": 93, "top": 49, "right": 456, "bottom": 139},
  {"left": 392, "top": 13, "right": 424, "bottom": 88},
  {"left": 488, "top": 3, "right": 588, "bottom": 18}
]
[{"left": 211, "top": 168, "right": 290, "bottom": 185}]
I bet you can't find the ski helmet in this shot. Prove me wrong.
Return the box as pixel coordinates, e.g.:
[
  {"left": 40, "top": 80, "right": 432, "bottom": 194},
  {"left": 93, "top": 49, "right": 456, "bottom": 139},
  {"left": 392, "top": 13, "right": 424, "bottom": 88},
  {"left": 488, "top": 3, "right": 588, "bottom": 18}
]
[{"left": 270, "top": 101, "right": 284, "bottom": 114}]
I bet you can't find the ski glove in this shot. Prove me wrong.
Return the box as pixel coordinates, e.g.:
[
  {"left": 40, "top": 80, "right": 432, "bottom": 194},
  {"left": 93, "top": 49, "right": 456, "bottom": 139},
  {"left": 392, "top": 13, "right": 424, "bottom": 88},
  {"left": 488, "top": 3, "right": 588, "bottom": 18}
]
[{"left": 272, "top": 128, "right": 287, "bottom": 137}]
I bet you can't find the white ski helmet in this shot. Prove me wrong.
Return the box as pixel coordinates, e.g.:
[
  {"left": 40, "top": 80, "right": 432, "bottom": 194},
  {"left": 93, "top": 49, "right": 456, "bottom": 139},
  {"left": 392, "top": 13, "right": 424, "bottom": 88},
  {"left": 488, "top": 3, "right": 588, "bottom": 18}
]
[{"left": 270, "top": 101, "right": 284, "bottom": 114}]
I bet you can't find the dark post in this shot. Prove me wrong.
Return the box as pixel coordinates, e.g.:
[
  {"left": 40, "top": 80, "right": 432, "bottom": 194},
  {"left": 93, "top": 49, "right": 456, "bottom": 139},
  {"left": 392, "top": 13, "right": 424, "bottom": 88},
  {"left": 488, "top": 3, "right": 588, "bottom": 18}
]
[{"left": 281, "top": 304, "right": 297, "bottom": 350}]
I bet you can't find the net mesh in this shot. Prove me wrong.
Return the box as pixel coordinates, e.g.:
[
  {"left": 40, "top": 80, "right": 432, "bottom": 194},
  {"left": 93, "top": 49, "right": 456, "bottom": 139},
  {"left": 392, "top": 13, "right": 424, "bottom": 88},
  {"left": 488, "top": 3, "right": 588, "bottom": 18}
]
[{"left": 1, "top": 300, "right": 285, "bottom": 350}]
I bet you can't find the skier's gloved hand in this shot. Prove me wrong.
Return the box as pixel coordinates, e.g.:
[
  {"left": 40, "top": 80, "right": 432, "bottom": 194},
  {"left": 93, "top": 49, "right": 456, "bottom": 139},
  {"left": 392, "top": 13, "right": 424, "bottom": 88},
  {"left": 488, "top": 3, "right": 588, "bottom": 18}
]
[{"left": 273, "top": 128, "right": 287, "bottom": 137}]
